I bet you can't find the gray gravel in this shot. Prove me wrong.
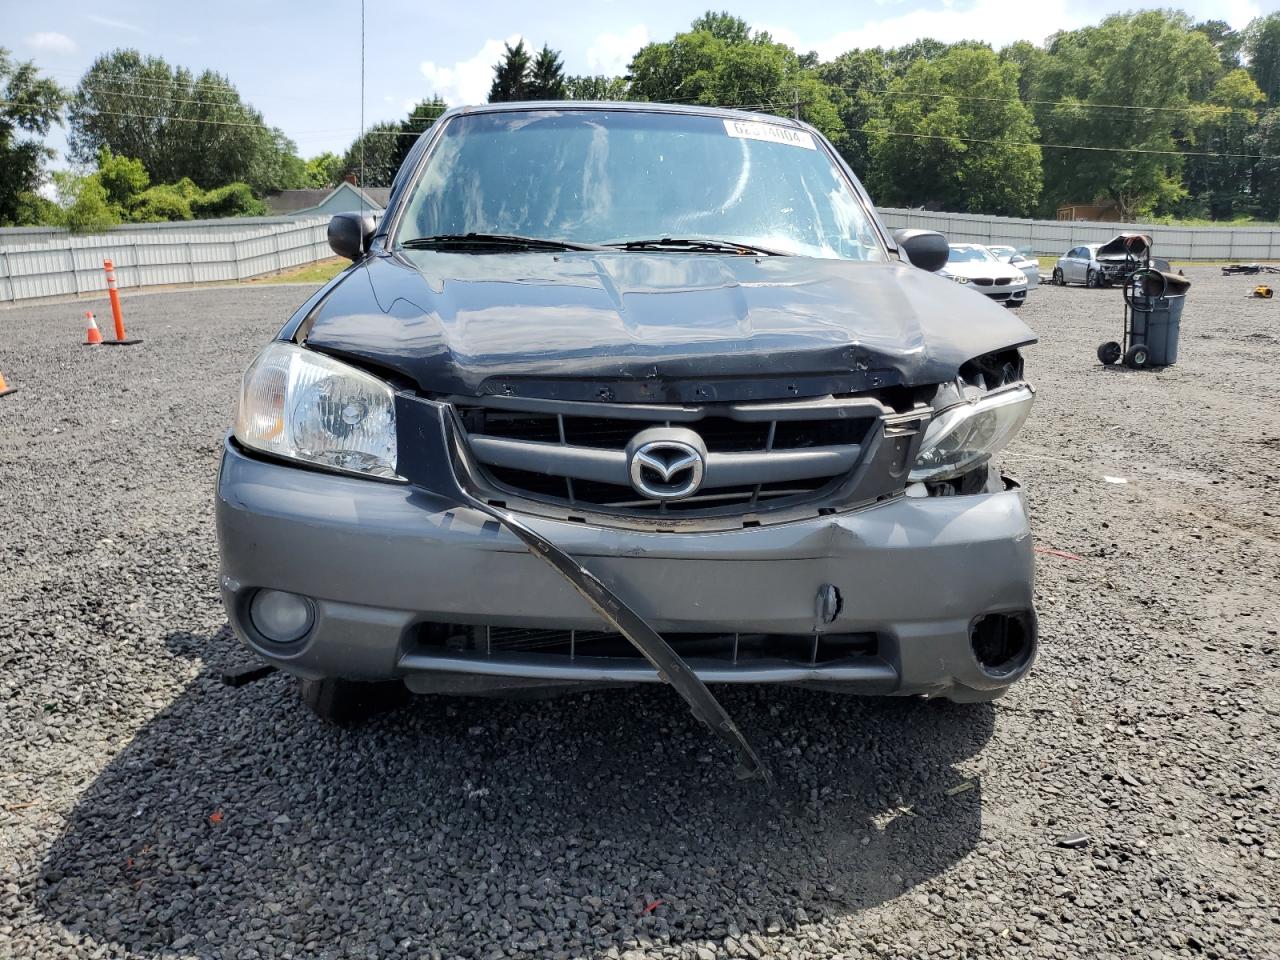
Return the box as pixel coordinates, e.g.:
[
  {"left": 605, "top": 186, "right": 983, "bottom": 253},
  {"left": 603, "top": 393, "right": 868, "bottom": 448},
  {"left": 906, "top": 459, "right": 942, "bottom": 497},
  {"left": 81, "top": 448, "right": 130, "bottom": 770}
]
[{"left": 1, "top": 271, "right": 1277, "bottom": 959}]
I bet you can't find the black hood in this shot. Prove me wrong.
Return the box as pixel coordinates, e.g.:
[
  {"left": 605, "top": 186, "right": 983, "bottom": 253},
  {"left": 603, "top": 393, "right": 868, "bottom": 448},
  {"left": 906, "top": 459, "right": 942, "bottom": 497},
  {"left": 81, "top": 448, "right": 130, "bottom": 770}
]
[{"left": 300, "top": 251, "right": 1035, "bottom": 404}]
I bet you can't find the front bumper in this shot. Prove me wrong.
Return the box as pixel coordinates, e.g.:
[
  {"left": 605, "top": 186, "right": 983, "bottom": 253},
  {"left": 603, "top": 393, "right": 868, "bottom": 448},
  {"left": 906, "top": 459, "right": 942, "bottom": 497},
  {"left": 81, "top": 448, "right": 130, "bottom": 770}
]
[
  {"left": 979, "top": 284, "right": 1028, "bottom": 305},
  {"left": 216, "top": 440, "right": 1037, "bottom": 701}
]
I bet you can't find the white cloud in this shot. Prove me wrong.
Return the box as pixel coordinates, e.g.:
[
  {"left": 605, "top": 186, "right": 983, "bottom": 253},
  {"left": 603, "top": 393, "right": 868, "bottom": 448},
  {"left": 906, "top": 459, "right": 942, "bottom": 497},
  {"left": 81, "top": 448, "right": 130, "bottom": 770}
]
[
  {"left": 586, "top": 25, "right": 649, "bottom": 76},
  {"left": 25, "top": 31, "right": 77, "bottom": 54},
  {"left": 419, "top": 34, "right": 526, "bottom": 106}
]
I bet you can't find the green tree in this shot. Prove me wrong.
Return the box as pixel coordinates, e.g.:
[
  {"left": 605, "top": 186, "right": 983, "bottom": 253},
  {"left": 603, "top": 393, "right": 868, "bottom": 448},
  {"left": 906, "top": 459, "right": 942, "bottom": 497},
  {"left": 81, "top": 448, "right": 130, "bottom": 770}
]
[
  {"left": 304, "top": 152, "right": 344, "bottom": 188},
  {"left": 0, "top": 49, "right": 66, "bottom": 226},
  {"left": 999, "top": 40, "right": 1048, "bottom": 100},
  {"left": 627, "top": 13, "right": 845, "bottom": 148},
  {"left": 1193, "top": 20, "right": 1245, "bottom": 71},
  {"left": 1031, "top": 11, "right": 1221, "bottom": 220},
  {"left": 1248, "top": 107, "right": 1280, "bottom": 218},
  {"left": 866, "top": 45, "right": 1042, "bottom": 216},
  {"left": 1181, "top": 69, "right": 1266, "bottom": 219},
  {"left": 489, "top": 41, "right": 532, "bottom": 102},
  {"left": 393, "top": 96, "right": 449, "bottom": 171},
  {"left": 527, "top": 46, "right": 566, "bottom": 99},
  {"left": 191, "top": 183, "right": 266, "bottom": 218},
  {"left": 53, "top": 171, "right": 121, "bottom": 233},
  {"left": 816, "top": 49, "right": 890, "bottom": 175},
  {"left": 690, "top": 11, "right": 753, "bottom": 44},
  {"left": 340, "top": 122, "right": 403, "bottom": 188},
  {"left": 565, "top": 75, "right": 629, "bottom": 100},
  {"left": 96, "top": 147, "right": 149, "bottom": 208},
  {"left": 131, "top": 184, "right": 193, "bottom": 222},
  {"left": 1245, "top": 14, "right": 1280, "bottom": 104},
  {"left": 68, "top": 49, "right": 302, "bottom": 194}
]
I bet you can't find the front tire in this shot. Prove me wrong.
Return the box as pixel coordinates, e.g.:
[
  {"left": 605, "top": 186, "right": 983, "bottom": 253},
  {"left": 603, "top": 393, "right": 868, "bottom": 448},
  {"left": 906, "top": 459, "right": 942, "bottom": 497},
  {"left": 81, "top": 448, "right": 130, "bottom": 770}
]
[
  {"left": 1123, "top": 343, "right": 1150, "bottom": 369},
  {"left": 1052, "top": 268, "right": 1064, "bottom": 286},
  {"left": 299, "top": 677, "right": 409, "bottom": 725},
  {"left": 1086, "top": 268, "right": 1099, "bottom": 289},
  {"left": 1097, "top": 341, "right": 1122, "bottom": 365}
]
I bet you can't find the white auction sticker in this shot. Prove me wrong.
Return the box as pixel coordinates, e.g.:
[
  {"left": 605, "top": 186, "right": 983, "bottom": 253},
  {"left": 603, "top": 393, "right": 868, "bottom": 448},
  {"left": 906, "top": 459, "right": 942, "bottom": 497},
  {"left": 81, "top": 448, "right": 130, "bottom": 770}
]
[{"left": 722, "top": 118, "right": 816, "bottom": 150}]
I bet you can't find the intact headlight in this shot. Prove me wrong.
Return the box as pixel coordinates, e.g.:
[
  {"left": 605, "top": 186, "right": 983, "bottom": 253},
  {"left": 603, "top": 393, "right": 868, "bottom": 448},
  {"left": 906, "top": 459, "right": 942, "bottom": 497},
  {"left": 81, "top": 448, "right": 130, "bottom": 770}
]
[
  {"left": 910, "top": 383, "right": 1034, "bottom": 482},
  {"left": 234, "top": 341, "right": 399, "bottom": 479}
]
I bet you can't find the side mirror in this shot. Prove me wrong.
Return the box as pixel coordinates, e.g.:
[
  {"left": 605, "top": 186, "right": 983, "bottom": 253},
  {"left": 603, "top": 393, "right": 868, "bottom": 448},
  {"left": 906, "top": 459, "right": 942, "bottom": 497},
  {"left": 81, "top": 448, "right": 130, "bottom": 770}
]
[
  {"left": 328, "top": 212, "right": 375, "bottom": 260},
  {"left": 893, "top": 228, "right": 949, "bottom": 273}
]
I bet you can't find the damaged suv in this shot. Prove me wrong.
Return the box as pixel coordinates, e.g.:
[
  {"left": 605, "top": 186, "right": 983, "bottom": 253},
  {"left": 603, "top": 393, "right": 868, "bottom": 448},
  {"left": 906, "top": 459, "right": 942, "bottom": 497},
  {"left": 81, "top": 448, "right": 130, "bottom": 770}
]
[{"left": 217, "top": 103, "right": 1038, "bottom": 745}]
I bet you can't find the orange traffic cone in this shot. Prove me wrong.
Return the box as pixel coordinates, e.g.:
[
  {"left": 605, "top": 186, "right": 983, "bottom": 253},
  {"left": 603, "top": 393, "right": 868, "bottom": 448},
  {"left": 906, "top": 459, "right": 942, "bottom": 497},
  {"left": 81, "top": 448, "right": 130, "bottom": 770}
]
[
  {"left": 84, "top": 311, "right": 103, "bottom": 346},
  {"left": 0, "top": 370, "right": 15, "bottom": 398}
]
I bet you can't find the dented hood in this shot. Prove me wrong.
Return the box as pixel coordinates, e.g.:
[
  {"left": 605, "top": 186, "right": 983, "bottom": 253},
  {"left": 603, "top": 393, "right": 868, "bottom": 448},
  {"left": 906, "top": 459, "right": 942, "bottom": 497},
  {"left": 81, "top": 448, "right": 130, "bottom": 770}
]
[{"left": 301, "top": 251, "right": 1036, "bottom": 403}]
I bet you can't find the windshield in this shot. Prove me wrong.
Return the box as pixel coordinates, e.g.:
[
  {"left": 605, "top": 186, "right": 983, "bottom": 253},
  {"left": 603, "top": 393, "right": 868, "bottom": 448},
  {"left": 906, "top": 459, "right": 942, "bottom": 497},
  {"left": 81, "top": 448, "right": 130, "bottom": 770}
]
[
  {"left": 987, "top": 245, "right": 1015, "bottom": 259},
  {"left": 947, "top": 245, "right": 996, "bottom": 263},
  {"left": 394, "top": 109, "right": 886, "bottom": 261}
]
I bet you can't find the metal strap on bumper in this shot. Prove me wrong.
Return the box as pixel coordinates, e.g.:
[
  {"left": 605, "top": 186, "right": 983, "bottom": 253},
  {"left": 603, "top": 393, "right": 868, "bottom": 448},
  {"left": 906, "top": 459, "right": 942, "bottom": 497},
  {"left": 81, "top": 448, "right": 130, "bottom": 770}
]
[{"left": 442, "top": 415, "right": 772, "bottom": 786}]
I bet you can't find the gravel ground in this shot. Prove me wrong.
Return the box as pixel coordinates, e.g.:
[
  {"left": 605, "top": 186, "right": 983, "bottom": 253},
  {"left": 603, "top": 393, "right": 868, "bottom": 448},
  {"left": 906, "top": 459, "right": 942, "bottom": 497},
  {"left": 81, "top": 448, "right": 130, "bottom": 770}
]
[{"left": 1, "top": 271, "right": 1277, "bottom": 959}]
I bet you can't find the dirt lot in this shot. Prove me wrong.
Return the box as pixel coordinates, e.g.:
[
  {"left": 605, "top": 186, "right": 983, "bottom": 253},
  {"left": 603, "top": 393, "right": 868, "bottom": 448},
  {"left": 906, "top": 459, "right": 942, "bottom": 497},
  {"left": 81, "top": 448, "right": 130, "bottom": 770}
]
[{"left": 1, "top": 270, "right": 1277, "bottom": 959}]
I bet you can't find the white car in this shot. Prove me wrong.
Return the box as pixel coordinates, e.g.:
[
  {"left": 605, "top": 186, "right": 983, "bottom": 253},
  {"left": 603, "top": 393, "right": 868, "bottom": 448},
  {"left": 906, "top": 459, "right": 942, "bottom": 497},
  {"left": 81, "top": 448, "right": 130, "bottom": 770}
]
[
  {"left": 940, "top": 244, "right": 1028, "bottom": 308},
  {"left": 987, "top": 245, "right": 1040, "bottom": 288}
]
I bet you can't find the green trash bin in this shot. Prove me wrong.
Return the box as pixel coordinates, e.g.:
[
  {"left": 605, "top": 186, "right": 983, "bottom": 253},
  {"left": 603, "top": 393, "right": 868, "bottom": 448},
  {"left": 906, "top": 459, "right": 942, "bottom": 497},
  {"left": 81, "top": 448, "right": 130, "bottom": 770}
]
[
  {"left": 1124, "top": 270, "right": 1190, "bottom": 367},
  {"left": 1129, "top": 292, "right": 1186, "bottom": 366}
]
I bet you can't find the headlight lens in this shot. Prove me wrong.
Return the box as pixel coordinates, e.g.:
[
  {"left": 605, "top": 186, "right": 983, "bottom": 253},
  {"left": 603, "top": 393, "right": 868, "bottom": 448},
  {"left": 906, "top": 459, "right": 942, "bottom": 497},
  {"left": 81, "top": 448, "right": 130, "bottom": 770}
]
[
  {"left": 234, "top": 341, "right": 399, "bottom": 479},
  {"left": 910, "top": 383, "right": 1034, "bottom": 482}
]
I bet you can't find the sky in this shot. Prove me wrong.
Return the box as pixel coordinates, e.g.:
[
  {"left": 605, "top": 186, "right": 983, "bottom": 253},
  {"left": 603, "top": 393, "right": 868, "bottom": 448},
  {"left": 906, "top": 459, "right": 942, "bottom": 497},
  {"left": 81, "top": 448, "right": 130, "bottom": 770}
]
[{"left": 10, "top": 0, "right": 1275, "bottom": 166}]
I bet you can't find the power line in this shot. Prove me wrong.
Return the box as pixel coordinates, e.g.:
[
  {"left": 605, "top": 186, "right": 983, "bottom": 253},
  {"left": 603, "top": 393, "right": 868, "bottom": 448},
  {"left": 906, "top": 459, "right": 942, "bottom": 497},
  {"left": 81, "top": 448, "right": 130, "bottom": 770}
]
[
  {"left": 854, "top": 124, "right": 1267, "bottom": 159},
  {"left": 3, "top": 96, "right": 1271, "bottom": 161},
  {"left": 856, "top": 85, "right": 1264, "bottom": 119},
  {"left": 41, "top": 66, "right": 315, "bottom": 102}
]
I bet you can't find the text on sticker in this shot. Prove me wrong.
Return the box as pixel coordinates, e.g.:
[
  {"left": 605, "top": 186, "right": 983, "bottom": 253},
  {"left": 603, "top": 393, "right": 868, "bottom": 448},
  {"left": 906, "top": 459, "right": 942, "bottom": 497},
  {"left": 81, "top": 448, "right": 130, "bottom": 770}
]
[{"left": 722, "top": 119, "right": 816, "bottom": 150}]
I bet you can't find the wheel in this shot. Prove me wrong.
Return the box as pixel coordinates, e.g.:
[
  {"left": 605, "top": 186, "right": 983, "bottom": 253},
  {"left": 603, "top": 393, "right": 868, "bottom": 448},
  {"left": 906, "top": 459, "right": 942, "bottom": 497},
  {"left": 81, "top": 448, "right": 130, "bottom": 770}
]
[
  {"left": 1097, "top": 341, "right": 1122, "bottom": 365},
  {"left": 1123, "top": 343, "right": 1150, "bottom": 369},
  {"left": 1052, "top": 268, "right": 1064, "bottom": 286},
  {"left": 1086, "top": 268, "right": 1099, "bottom": 289},
  {"left": 299, "top": 677, "right": 409, "bottom": 725}
]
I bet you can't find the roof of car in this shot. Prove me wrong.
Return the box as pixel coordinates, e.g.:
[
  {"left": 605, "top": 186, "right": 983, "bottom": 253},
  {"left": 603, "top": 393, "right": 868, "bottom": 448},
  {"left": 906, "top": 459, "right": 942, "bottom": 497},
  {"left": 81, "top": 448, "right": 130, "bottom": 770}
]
[{"left": 438, "top": 100, "right": 811, "bottom": 128}]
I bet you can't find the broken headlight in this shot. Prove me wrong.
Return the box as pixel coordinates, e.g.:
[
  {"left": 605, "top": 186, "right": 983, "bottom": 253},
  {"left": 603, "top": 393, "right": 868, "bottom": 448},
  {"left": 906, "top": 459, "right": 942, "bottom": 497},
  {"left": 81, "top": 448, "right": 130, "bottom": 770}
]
[
  {"left": 909, "top": 383, "right": 1034, "bottom": 482},
  {"left": 234, "top": 341, "right": 399, "bottom": 479}
]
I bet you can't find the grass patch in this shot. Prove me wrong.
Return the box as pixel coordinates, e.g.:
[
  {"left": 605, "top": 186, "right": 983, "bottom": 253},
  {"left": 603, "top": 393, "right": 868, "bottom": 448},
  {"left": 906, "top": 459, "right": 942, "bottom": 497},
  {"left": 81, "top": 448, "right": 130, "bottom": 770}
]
[{"left": 254, "top": 258, "right": 348, "bottom": 285}]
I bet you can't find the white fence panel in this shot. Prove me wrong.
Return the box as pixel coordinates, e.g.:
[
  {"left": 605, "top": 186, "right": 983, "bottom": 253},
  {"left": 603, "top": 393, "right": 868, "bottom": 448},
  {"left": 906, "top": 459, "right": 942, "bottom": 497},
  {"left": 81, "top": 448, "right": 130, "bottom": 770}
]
[
  {"left": 876, "top": 207, "right": 1279, "bottom": 261},
  {"left": 0, "top": 217, "right": 332, "bottom": 304},
  {"left": 3, "top": 209, "right": 1276, "bottom": 305}
]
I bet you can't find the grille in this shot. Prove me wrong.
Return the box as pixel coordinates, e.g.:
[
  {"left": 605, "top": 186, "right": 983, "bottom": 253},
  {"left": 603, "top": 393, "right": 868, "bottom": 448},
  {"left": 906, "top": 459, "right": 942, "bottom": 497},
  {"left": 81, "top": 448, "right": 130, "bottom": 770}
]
[
  {"left": 418, "top": 624, "right": 879, "bottom": 665},
  {"left": 451, "top": 396, "right": 885, "bottom": 516}
]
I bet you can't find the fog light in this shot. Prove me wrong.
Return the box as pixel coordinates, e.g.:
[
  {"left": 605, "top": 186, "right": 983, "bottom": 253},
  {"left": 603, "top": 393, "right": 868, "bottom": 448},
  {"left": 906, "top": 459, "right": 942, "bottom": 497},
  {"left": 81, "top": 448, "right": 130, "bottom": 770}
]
[{"left": 249, "top": 589, "right": 314, "bottom": 643}]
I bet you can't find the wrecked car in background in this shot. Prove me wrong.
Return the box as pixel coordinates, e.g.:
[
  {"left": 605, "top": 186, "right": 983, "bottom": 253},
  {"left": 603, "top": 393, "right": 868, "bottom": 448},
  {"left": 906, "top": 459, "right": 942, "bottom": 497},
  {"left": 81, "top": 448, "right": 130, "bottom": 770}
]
[
  {"left": 217, "top": 103, "right": 1039, "bottom": 752},
  {"left": 1052, "top": 234, "right": 1169, "bottom": 288}
]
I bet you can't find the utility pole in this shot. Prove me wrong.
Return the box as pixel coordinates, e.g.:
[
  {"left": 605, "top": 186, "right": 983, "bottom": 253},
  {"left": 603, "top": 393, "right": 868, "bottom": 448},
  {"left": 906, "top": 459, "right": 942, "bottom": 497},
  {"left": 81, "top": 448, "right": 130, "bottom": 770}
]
[{"left": 792, "top": 88, "right": 801, "bottom": 121}]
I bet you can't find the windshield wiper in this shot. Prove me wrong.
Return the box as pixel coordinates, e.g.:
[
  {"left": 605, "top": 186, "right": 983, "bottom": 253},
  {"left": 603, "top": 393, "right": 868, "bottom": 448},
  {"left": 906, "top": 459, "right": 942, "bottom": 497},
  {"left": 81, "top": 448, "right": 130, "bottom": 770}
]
[
  {"left": 400, "top": 233, "right": 611, "bottom": 253},
  {"left": 608, "top": 237, "right": 788, "bottom": 256}
]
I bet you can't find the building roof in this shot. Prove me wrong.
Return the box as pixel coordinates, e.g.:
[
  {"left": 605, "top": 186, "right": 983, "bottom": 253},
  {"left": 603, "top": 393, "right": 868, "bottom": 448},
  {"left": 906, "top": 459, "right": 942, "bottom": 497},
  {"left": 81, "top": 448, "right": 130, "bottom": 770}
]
[{"left": 264, "top": 182, "right": 392, "bottom": 216}]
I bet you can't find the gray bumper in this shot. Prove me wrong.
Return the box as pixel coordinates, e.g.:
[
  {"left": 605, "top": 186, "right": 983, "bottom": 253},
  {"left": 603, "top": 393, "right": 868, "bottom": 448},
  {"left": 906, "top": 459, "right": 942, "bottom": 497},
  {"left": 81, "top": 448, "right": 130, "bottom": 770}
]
[{"left": 216, "top": 443, "right": 1036, "bottom": 700}]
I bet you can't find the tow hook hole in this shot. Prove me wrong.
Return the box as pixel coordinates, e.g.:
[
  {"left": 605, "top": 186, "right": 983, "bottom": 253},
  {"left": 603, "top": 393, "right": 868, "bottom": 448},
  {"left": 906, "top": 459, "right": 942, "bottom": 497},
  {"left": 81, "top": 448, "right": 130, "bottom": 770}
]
[{"left": 970, "top": 613, "right": 1033, "bottom": 676}]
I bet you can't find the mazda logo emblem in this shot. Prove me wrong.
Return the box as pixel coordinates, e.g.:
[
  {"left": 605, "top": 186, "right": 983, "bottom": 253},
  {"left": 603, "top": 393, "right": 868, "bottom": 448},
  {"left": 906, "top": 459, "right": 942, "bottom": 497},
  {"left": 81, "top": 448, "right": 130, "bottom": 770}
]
[{"left": 625, "top": 428, "right": 707, "bottom": 501}]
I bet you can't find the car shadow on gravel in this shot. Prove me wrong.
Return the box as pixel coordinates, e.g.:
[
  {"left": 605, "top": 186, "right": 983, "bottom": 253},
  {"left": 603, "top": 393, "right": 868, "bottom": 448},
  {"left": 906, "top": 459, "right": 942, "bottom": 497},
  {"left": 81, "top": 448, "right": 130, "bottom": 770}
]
[{"left": 35, "top": 626, "right": 994, "bottom": 957}]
